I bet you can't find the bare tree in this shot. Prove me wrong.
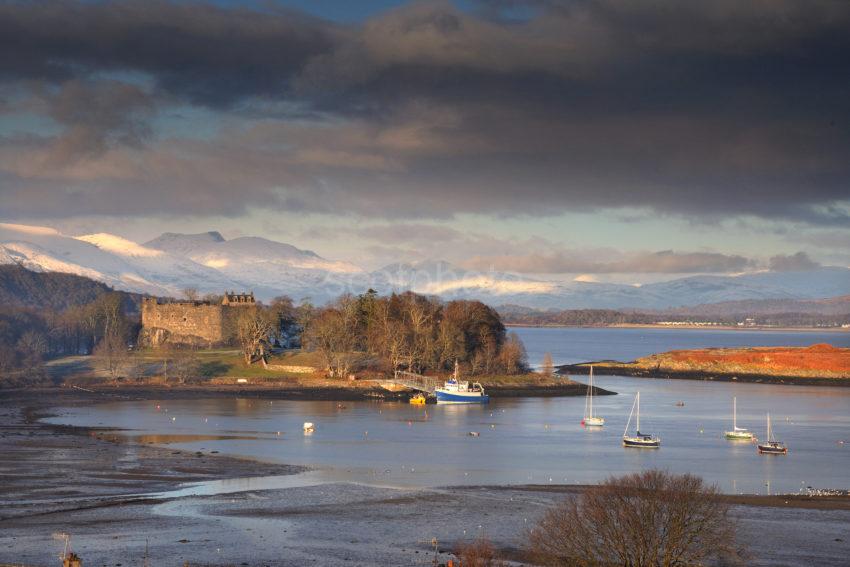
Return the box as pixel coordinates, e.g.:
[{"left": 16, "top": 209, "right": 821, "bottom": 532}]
[
  {"left": 303, "top": 297, "right": 361, "bottom": 378},
  {"left": 454, "top": 537, "right": 508, "bottom": 567},
  {"left": 93, "top": 331, "right": 128, "bottom": 380},
  {"left": 499, "top": 331, "right": 528, "bottom": 374},
  {"left": 170, "top": 348, "right": 201, "bottom": 384},
  {"left": 527, "top": 469, "right": 742, "bottom": 567},
  {"left": 541, "top": 352, "right": 555, "bottom": 377},
  {"left": 16, "top": 330, "right": 48, "bottom": 363},
  {"left": 235, "top": 307, "right": 275, "bottom": 365},
  {"left": 94, "top": 292, "right": 125, "bottom": 341},
  {"left": 182, "top": 287, "right": 199, "bottom": 301}
]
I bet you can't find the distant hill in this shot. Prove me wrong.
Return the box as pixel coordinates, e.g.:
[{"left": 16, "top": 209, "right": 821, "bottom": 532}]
[
  {"left": 0, "top": 264, "right": 140, "bottom": 311},
  {"left": 499, "top": 296, "right": 850, "bottom": 327},
  {"left": 678, "top": 296, "right": 850, "bottom": 317}
]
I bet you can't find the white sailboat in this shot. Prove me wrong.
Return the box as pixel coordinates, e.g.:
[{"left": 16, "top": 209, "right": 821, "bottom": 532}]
[
  {"left": 622, "top": 392, "right": 660, "bottom": 448},
  {"left": 724, "top": 397, "right": 754, "bottom": 440},
  {"left": 581, "top": 366, "right": 605, "bottom": 427}
]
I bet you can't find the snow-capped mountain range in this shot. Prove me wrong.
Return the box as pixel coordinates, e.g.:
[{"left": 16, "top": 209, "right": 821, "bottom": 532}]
[{"left": 1, "top": 222, "right": 848, "bottom": 309}]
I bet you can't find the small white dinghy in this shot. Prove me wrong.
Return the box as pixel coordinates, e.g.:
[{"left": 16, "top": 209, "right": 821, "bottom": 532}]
[{"left": 303, "top": 422, "right": 315, "bottom": 433}]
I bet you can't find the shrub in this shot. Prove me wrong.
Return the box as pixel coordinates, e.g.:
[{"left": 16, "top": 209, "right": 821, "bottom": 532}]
[{"left": 527, "top": 469, "right": 743, "bottom": 566}]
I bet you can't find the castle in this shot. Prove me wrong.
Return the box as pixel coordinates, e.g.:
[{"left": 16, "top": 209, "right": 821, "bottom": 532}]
[{"left": 141, "top": 292, "right": 256, "bottom": 347}]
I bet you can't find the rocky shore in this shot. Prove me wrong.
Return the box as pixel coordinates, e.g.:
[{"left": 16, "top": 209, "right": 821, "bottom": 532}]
[{"left": 560, "top": 344, "right": 850, "bottom": 387}]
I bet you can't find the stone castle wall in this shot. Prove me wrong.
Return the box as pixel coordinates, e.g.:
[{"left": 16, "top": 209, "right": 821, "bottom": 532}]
[
  {"left": 140, "top": 293, "right": 257, "bottom": 347},
  {"left": 141, "top": 299, "right": 226, "bottom": 346}
]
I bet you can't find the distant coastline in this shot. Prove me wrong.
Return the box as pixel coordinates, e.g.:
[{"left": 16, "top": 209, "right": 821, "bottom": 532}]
[
  {"left": 559, "top": 344, "right": 850, "bottom": 387},
  {"left": 560, "top": 364, "right": 850, "bottom": 387},
  {"left": 507, "top": 323, "right": 850, "bottom": 333}
]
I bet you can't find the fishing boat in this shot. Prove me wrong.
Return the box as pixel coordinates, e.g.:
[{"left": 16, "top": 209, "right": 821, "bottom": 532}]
[
  {"left": 724, "top": 397, "right": 754, "bottom": 440},
  {"left": 435, "top": 362, "right": 489, "bottom": 404},
  {"left": 622, "top": 392, "right": 660, "bottom": 448},
  {"left": 757, "top": 413, "right": 787, "bottom": 454},
  {"left": 581, "top": 366, "right": 605, "bottom": 427},
  {"left": 303, "top": 421, "right": 315, "bottom": 433}
]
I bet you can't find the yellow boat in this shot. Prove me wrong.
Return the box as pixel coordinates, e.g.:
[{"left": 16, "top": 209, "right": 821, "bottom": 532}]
[{"left": 409, "top": 393, "right": 427, "bottom": 405}]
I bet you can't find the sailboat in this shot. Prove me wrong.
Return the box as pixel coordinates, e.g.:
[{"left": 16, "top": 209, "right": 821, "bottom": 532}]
[
  {"left": 581, "top": 366, "right": 605, "bottom": 427},
  {"left": 757, "top": 413, "right": 787, "bottom": 454},
  {"left": 724, "top": 397, "right": 754, "bottom": 440},
  {"left": 622, "top": 392, "right": 660, "bottom": 448}
]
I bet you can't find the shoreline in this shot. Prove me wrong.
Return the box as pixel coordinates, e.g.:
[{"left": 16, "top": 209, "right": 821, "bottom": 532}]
[
  {"left": 559, "top": 363, "right": 850, "bottom": 387},
  {"left": 6, "top": 379, "right": 610, "bottom": 400},
  {"left": 3, "top": 390, "right": 850, "bottom": 565},
  {"left": 507, "top": 323, "right": 850, "bottom": 332}
]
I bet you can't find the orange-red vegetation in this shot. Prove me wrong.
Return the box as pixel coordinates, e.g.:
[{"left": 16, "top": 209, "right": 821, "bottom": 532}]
[{"left": 636, "top": 343, "right": 850, "bottom": 378}]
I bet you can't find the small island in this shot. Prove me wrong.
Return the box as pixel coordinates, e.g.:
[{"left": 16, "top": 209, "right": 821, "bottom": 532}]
[{"left": 560, "top": 344, "right": 850, "bottom": 387}]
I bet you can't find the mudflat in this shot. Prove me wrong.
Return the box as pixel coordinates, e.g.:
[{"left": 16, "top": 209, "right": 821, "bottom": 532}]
[{"left": 1, "top": 390, "right": 848, "bottom": 566}]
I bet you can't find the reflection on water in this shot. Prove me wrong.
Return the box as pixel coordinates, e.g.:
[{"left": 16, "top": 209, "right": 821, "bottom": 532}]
[
  {"left": 152, "top": 471, "right": 329, "bottom": 499},
  {"left": 132, "top": 434, "right": 260, "bottom": 444},
  {"left": 47, "top": 376, "right": 850, "bottom": 495}
]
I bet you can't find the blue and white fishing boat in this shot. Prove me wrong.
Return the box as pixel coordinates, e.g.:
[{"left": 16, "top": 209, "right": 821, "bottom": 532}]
[{"left": 435, "top": 362, "right": 489, "bottom": 404}]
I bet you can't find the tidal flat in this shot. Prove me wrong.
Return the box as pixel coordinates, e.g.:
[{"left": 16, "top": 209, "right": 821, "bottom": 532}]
[{"left": 1, "top": 390, "right": 849, "bottom": 566}]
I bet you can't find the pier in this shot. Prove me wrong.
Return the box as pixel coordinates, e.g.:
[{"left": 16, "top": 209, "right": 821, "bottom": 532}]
[{"left": 385, "top": 370, "right": 441, "bottom": 394}]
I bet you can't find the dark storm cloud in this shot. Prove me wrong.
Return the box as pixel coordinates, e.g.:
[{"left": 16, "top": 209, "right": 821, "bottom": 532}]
[
  {"left": 1, "top": 0, "right": 849, "bottom": 222},
  {"left": 38, "top": 80, "right": 156, "bottom": 164},
  {"left": 768, "top": 251, "right": 821, "bottom": 272},
  {"left": 0, "top": 0, "right": 342, "bottom": 107}
]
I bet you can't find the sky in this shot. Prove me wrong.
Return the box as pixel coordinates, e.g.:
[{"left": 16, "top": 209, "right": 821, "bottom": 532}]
[{"left": 1, "top": 0, "right": 849, "bottom": 280}]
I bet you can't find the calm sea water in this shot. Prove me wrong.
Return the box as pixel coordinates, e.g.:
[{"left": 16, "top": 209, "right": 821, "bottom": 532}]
[{"left": 46, "top": 328, "right": 850, "bottom": 495}]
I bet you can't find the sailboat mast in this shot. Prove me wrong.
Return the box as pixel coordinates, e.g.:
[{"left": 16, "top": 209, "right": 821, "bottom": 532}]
[
  {"left": 733, "top": 397, "right": 737, "bottom": 429},
  {"left": 589, "top": 366, "right": 593, "bottom": 417},
  {"left": 636, "top": 391, "right": 640, "bottom": 432},
  {"left": 623, "top": 393, "right": 637, "bottom": 437},
  {"left": 767, "top": 412, "right": 771, "bottom": 442}
]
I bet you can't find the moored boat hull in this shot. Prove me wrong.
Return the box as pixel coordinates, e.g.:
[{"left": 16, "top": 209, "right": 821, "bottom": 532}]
[
  {"left": 758, "top": 443, "right": 788, "bottom": 454},
  {"left": 623, "top": 436, "right": 660, "bottom": 448},
  {"left": 582, "top": 417, "right": 605, "bottom": 427},
  {"left": 435, "top": 390, "right": 490, "bottom": 404},
  {"left": 724, "top": 431, "right": 754, "bottom": 440}
]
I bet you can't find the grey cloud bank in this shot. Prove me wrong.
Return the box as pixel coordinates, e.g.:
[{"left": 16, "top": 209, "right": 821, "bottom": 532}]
[{"left": 1, "top": 0, "right": 849, "bottom": 224}]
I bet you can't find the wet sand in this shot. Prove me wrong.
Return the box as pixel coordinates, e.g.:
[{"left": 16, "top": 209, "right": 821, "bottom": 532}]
[{"left": 1, "top": 390, "right": 849, "bottom": 566}]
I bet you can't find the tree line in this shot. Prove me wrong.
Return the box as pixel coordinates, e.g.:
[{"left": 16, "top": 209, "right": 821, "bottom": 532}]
[
  {"left": 301, "top": 290, "right": 528, "bottom": 378},
  {"left": 0, "top": 291, "right": 138, "bottom": 382}
]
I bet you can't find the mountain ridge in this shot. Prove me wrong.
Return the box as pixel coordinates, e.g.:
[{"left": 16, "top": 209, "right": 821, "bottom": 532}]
[{"left": 1, "top": 223, "right": 847, "bottom": 309}]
